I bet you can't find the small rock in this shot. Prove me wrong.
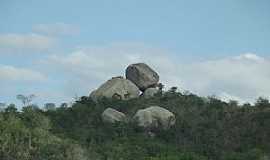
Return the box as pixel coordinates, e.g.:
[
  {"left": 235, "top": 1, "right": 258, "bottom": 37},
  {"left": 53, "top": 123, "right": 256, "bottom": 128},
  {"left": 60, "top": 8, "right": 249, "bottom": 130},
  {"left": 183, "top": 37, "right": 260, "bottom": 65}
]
[
  {"left": 102, "top": 108, "right": 127, "bottom": 124},
  {"left": 143, "top": 88, "right": 159, "bottom": 98}
]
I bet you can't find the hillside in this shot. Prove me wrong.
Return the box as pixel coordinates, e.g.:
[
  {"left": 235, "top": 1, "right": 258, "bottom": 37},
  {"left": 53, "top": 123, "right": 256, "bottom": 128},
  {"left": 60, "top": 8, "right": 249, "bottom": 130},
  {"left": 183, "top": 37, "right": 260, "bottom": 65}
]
[{"left": 1, "top": 90, "right": 270, "bottom": 160}]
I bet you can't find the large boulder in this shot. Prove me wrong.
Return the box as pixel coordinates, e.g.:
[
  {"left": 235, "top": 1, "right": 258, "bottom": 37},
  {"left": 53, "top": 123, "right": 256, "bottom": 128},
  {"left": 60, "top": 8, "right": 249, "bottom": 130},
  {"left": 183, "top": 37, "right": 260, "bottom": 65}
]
[
  {"left": 102, "top": 108, "right": 127, "bottom": 123},
  {"left": 143, "top": 88, "right": 159, "bottom": 98},
  {"left": 133, "top": 106, "right": 176, "bottom": 130},
  {"left": 126, "top": 63, "right": 159, "bottom": 91},
  {"left": 90, "top": 76, "right": 140, "bottom": 102}
]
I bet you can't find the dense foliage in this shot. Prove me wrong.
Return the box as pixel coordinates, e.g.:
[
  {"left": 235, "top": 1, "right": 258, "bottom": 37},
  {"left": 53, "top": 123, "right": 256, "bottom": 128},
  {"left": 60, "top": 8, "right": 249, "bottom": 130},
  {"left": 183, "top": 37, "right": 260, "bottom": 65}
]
[{"left": 1, "top": 90, "right": 270, "bottom": 160}]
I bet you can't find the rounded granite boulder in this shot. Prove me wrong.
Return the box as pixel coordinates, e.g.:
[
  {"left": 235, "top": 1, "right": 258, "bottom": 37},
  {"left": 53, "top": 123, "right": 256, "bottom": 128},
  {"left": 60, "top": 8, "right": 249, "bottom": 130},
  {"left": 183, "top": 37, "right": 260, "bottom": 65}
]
[
  {"left": 133, "top": 106, "right": 176, "bottom": 130},
  {"left": 126, "top": 63, "right": 159, "bottom": 91},
  {"left": 102, "top": 108, "right": 127, "bottom": 124},
  {"left": 90, "top": 76, "right": 140, "bottom": 102}
]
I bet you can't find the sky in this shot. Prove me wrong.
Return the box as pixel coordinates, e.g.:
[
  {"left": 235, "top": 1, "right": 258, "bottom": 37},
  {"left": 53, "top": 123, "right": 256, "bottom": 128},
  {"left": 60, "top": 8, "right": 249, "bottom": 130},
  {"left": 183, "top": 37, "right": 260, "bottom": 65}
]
[{"left": 0, "top": 0, "right": 270, "bottom": 107}]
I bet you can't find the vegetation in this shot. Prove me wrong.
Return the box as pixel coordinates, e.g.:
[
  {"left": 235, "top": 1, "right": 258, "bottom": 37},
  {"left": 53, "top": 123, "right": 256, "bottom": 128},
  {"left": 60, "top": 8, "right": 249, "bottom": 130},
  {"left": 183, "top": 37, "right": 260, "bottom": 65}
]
[{"left": 1, "top": 89, "right": 270, "bottom": 160}]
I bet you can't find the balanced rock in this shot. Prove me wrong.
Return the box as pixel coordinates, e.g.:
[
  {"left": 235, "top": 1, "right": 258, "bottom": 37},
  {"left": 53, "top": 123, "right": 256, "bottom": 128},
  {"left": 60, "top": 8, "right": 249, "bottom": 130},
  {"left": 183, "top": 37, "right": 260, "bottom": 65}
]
[
  {"left": 126, "top": 63, "right": 159, "bottom": 91},
  {"left": 90, "top": 76, "right": 140, "bottom": 102},
  {"left": 143, "top": 88, "right": 159, "bottom": 98},
  {"left": 102, "top": 108, "right": 127, "bottom": 123},
  {"left": 133, "top": 106, "right": 176, "bottom": 130}
]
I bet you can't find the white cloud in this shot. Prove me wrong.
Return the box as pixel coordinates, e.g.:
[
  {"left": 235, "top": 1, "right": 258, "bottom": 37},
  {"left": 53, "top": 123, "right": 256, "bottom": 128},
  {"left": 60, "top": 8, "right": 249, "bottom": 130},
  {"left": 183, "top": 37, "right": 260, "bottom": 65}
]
[
  {"left": 47, "top": 43, "right": 171, "bottom": 80},
  {"left": 0, "top": 65, "right": 47, "bottom": 82},
  {"left": 0, "top": 33, "right": 56, "bottom": 51},
  {"left": 33, "top": 23, "right": 80, "bottom": 36},
  {"left": 0, "top": 23, "right": 79, "bottom": 53},
  {"left": 44, "top": 43, "right": 270, "bottom": 104},
  {"left": 178, "top": 53, "right": 270, "bottom": 103},
  {"left": 234, "top": 53, "right": 265, "bottom": 62}
]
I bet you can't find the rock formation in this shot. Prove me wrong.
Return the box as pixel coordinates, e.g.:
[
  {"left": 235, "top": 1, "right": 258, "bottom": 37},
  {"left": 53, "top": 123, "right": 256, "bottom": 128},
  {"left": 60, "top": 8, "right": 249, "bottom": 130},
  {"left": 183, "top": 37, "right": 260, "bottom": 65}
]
[
  {"left": 126, "top": 63, "right": 159, "bottom": 91},
  {"left": 90, "top": 76, "right": 140, "bottom": 102},
  {"left": 102, "top": 108, "right": 127, "bottom": 124},
  {"left": 143, "top": 88, "right": 159, "bottom": 98},
  {"left": 89, "top": 63, "right": 177, "bottom": 133},
  {"left": 133, "top": 106, "right": 175, "bottom": 130}
]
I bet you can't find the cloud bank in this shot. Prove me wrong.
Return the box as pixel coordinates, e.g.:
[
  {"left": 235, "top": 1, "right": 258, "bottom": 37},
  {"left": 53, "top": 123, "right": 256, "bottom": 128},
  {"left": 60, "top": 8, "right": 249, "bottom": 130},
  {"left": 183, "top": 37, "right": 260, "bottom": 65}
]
[
  {"left": 44, "top": 43, "right": 270, "bottom": 104},
  {"left": 0, "top": 33, "right": 56, "bottom": 51},
  {"left": 0, "top": 22, "right": 268, "bottom": 105},
  {"left": 0, "top": 65, "right": 47, "bottom": 82}
]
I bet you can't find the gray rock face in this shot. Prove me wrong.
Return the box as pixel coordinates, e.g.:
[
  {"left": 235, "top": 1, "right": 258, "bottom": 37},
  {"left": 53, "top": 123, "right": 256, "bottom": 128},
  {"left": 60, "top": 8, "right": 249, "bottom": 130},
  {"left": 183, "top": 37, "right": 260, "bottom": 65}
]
[
  {"left": 133, "top": 106, "right": 176, "bottom": 130},
  {"left": 126, "top": 63, "right": 159, "bottom": 91},
  {"left": 102, "top": 108, "right": 127, "bottom": 123},
  {"left": 143, "top": 88, "right": 159, "bottom": 98},
  {"left": 90, "top": 77, "right": 140, "bottom": 102}
]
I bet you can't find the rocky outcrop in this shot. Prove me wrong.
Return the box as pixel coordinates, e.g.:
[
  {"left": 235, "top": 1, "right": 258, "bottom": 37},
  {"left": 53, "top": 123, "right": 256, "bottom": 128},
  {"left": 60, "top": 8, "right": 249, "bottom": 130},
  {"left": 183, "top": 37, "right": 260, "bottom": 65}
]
[
  {"left": 102, "top": 108, "right": 127, "bottom": 124},
  {"left": 133, "top": 106, "right": 175, "bottom": 130},
  {"left": 143, "top": 88, "right": 159, "bottom": 98},
  {"left": 126, "top": 63, "right": 159, "bottom": 91},
  {"left": 90, "top": 77, "right": 140, "bottom": 102}
]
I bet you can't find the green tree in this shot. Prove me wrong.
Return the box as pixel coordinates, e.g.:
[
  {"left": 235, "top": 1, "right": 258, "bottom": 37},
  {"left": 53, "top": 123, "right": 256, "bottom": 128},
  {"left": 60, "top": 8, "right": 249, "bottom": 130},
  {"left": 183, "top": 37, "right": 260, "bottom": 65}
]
[
  {"left": 255, "top": 97, "right": 270, "bottom": 109},
  {"left": 16, "top": 94, "right": 36, "bottom": 107}
]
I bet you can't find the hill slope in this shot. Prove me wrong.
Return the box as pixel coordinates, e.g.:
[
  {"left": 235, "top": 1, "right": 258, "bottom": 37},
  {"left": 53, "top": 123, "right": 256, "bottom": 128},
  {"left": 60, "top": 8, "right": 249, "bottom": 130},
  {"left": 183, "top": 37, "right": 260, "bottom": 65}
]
[{"left": 1, "top": 90, "right": 270, "bottom": 160}]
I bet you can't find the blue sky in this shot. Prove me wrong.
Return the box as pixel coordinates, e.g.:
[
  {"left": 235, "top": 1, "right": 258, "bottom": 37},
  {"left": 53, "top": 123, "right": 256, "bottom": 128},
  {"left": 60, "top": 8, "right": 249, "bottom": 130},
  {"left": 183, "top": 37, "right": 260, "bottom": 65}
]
[{"left": 0, "top": 0, "right": 270, "bottom": 107}]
